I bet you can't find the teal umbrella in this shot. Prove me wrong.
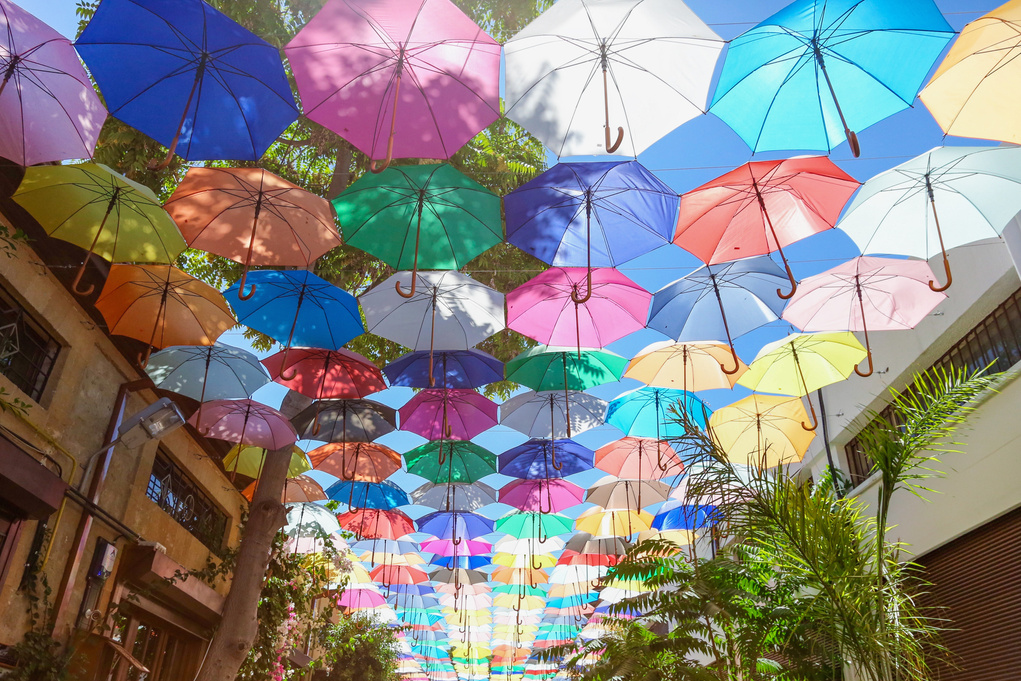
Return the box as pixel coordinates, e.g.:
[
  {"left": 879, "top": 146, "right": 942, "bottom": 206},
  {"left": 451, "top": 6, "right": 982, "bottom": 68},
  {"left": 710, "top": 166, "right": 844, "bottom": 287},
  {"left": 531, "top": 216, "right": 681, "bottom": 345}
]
[
  {"left": 606, "top": 387, "right": 711, "bottom": 469},
  {"left": 403, "top": 440, "right": 497, "bottom": 484}
]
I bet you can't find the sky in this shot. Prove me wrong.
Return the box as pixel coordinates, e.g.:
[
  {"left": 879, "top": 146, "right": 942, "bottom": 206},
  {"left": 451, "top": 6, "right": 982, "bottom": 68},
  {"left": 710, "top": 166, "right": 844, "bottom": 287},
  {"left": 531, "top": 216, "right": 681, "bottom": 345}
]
[{"left": 12, "top": 0, "right": 1007, "bottom": 509}]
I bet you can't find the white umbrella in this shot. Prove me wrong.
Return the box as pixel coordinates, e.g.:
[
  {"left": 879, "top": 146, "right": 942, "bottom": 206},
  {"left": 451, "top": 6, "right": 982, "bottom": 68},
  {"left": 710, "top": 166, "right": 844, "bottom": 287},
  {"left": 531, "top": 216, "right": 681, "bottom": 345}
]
[
  {"left": 836, "top": 145, "right": 1021, "bottom": 292},
  {"left": 504, "top": 0, "right": 723, "bottom": 157},
  {"left": 145, "top": 342, "right": 270, "bottom": 402},
  {"left": 411, "top": 482, "right": 498, "bottom": 512},
  {"left": 501, "top": 390, "right": 608, "bottom": 439}
]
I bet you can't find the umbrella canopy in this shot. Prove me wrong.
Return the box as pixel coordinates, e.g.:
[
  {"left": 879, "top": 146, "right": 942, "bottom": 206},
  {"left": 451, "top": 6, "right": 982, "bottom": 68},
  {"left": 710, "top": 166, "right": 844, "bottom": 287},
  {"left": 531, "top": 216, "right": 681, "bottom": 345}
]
[
  {"left": 653, "top": 500, "right": 717, "bottom": 531},
  {"left": 418, "top": 511, "right": 494, "bottom": 542},
  {"left": 585, "top": 477, "right": 673, "bottom": 511},
  {"left": 495, "top": 512, "right": 575, "bottom": 541},
  {"left": 606, "top": 387, "right": 710, "bottom": 443},
  {"left": 709, "top": 394, "right": 815, "bottom": 468},
  {"left": 250, "top": 475, "right": 327, "bottom": 503},
  {"left": 624, "top": 340, "right": 747, "bottom": 392},
  {"left": 94, "top": 264, "right": 235, "bottom": 365},
  {"left": 190, "top": 399, "right": 298, "bottom": 450},
  {"left": 145, "top": 343, "right": 270, "bottom": 403},
  {"left": 384, "top": 349, "right": 503, "bottom": 390},
  {"left": 399, "top": 388, "right": 498, "bottom": 441},
  {"left": 499, "top": 479, "right": 585, "bottom": 514},
  {"left": 782, "top": 256, "right": 946, "bottom": 376},
  {"left": 309, "top": 442, "right": 402, "bottom": 482},
  {"left": 404, "top": 441, "right": 497, "bottom": 484},
  {"left": 13, "top": 163, "right": 185, "bottom": 296},
  {"left": 223, "top": 444, "right": 309, "bottom": 479},
  {"left": 372, "top": 564, "right": 430, "bottom": 586},
  {"left": 835, "top": 145, "right": 1021, "bottom": 292},
  {"left": 508, "top": 267, "right": 651, "bottom": 350},
  {"left": 0, "top": 0, "right": 105, "bottom": 165},
  {"left": 920, "top": 2, "right": 1021, "bottom": 144},
  {"left": 422, "top": 538, "right": 492, "bottom": 557},
  {"left": 291, "top": 399, "right": 397, "bottom": 443},
  {"left": 501, "top": 390, "right": 608, "bottom": 440},
  {"left": 574, "top": 507, "right": 653, "bottom": 539},
  {"left": 673, "top": 156, "right": 859, "bottom": 297},
  {"left": 284, "top": 501, "right": 342, "bottom": 539},
  {"left": 76, "top": 0, "right": 297, "bottom": 162},
  {"left": 709, "top": 0, "right": 954, "bottom": 156},
  {"left": 263, "top": 348, "right": 386, "bottom": 400},
  {"left": 498, "top": 439, "right": 594, "bottom": 480},
  {"left": 738, "top": 332, "right": 868, "bottom": 430},
  {"left": 504, "top": 0, "right": 722, "bottom": 157},
  {"left": 594, "top": 437, "right": 682, "bottom": 481},
  {"left": 165, "top": 167, "right": 340, "bottom": 299},
  {"left": 338, "top": 509, "right": 415, "bottom": 540},
  {"left": 648, "top": 256, "right": 789, "bottom": 372},
  {"left": 335, "top": 164, "right": 501, "bottom": 287},
  {"left": 563, "top": 533, "right": 630, "bottom": 557},
  {"left": 506, "top": 346, "right": 627, "bottom": 392},
  {"left": 327, "top": 480, "right": 410, "bottom": 510},
  {"left": 284, "top": 0, "right": 500, "bottom": 168},
  {"left": 411, "top": 482, "right": 498, "bottom": 512}
]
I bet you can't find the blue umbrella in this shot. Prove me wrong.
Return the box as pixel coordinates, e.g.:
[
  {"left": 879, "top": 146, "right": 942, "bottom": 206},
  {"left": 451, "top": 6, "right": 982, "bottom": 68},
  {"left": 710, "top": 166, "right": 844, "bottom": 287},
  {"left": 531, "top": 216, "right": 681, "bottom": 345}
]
[
  {"left": 429, "top": 555, "right": 491, "bottom": 570},
  {"left": 506, "top": 160, "right": 679, "bottom": 302},
  {"left": 606, "top": 388, "right": 711, "bottom": 441},
  {"left": 498, "top": 439, "right": 594, "bottom": 480},
  {"left": 648, "top": 256, "right": 789, "bottom": 374},
  {"left": 384, "top": 349, "right": 504, "bottom": 389},
  {"left": 418, "top": 511, "right": 496, "bottom": 542},
  {"left": 226, "top": 270, "right": 363, "bottom": 378},
  {"left": 76, "top": 0, "right": 297, "bottom": 164},
  {"left": 653, "top": 500, "right": 718, "bottom": 531},
  {"left": 326, "top": 480, "right": 409, "bottom": 511},
  {"left": 709, "top": 0, "right": 953, "bottom": 157}
]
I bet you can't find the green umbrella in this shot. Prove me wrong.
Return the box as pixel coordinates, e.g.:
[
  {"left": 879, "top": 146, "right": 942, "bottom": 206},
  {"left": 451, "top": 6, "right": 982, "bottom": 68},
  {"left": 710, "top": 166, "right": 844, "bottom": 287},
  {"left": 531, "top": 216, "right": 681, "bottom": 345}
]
[
  {"left": 490, "top": 583, "right": 546, "bottom": 597},
  {"left": 403, "top": 440, "right": 497, "bottom": 484},
  {"left": 495, "top": 511, "right": 574, "bottom": 542},
  {"left": 333, "top": 163, "right": 501, "bottom": 298},
  {"left": 13, "top": 163, "right": 186, "bottom": 296}
]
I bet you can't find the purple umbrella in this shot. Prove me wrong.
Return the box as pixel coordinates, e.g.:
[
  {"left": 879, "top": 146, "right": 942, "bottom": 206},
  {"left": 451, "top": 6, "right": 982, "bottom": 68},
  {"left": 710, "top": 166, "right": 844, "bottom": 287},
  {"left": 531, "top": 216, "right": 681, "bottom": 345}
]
[
  {"left": 0, "top": 0, "right": 106, "bottom": 165},
  {"left": 399, "top": 388, "right": 497, "bottom": 441},
  {"left": 284, "top": 0, "right": 500, "bottom": 171}
]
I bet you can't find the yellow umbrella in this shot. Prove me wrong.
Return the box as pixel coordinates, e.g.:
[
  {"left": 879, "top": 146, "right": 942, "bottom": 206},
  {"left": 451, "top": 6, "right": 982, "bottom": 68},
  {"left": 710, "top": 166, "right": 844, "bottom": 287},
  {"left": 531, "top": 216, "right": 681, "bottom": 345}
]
[
  {"left": 710, "top": 394, "right": 815, "bottom": 468},
  {"left": 737, "top": 332, "right": 866, "bottom": 431},
  {"left": 624, "top": 340, "right": 747, "bottom": 391},
  {"left": 920, "top": 1, "right": 1021, "bottom": 144},
  {"left": 223, "top": 444, "right": 310, "bottom": 479},
  {"left": 493, "top": 552, "right": 556, "bottom": 569},
  {"left": 574, "top": 506, "right": 653, "bottom": 538},
  {"left": 355, "top": 550, "right": 426, "bottom": 566}
]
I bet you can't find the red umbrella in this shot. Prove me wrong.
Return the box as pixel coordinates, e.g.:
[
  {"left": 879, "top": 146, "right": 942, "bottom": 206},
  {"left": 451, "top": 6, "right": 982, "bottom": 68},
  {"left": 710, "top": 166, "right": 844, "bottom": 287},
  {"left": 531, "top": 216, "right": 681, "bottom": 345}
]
[
  {"left": 594, "top": 437, "right": 683, "bottom": 481},
  {"left": 264, "top": 347, "right": 386, "bottom": 400},
  {"left": 673, "top": 156, "right": 859, "bottom": 298},
  {"left": 398, "top": 388, "right": 498, "bottom": 441},
  {"left": 370, "top": 563, "right": 429, "bottom": 587},
  {"left": 309, "top": 441, "right": 402, "bottom": 482},
  {"left": 189, "top": 399, "right": 297, "bottom": 450},
  {"left": 337, "top": 508, "right": 415, "bottom": 540}
]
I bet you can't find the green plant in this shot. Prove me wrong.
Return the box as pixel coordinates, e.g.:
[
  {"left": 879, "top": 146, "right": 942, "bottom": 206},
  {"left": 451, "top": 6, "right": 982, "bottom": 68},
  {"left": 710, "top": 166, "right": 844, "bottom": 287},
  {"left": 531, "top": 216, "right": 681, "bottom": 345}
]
[
  {"left": 4, "top": 573, "right": 81, "bottom": 681},
  {"left": 317, "top": 612, "right": 403, "bottom": 681}
]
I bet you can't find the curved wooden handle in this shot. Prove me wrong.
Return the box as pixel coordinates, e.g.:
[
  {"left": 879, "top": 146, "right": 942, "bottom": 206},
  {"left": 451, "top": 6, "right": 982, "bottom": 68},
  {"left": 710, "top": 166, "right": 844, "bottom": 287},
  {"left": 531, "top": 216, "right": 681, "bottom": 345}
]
[
  {"left": 395, "top": 274, "right": 417, "bottom": 299},
  {"left": 569, "top": 268, "right": 593, "bottom": 304},
  {"left": 237, "top": 268, "right": 256, "bottom": 301},
  {"left": 777, "top": 259, "right": 797, "bottom": 300},
  {"left": 929, "top": 254, "right": 952, "bottom": 293},
  {"left": 605, "top": 125, "right": 624, "bottom": 153},
  {"left": 854, "top": 353, "right": 874, "bottom": 378},
  {"left": 71, "top": 260, "right": 95, "bottom": 297},
  {"left": 720, "top": 345, "right": 741, "bottom": 375}
]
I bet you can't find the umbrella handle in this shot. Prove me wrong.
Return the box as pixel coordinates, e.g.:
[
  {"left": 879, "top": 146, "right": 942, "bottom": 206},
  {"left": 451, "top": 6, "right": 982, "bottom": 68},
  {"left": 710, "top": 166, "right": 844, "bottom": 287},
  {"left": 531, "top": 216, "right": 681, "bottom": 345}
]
[
  {"left": 370, "top": 66, "right": 402, "bottom": 174},
  {"left": 776, "top": 254, "right": 797, "bottom": 300},
  {"left": 537, "top": 519, "right": 548, "bottom": 544},
  {"left": 341, "top": 448, "right": 359, "bottom": 481},
  {"left": 530, "top": 553, "right": 543, "bottom": 570},
  {"left": 395, "top": 274, "right": 417, "bottom": 299},
  {"left": 279, "top": 350, "right": 298, "bottom": 381},
  {"left": 854, "top": 290, "right": 874, "bottom": 377},
  {"left": 237, "top": 268, "right": 257, "bottom": 301},
  {"left": 801, "top": 394, "right": 819, "bottom": 432},
  {"left": 137, "top": 345, "right": 153, "bottom": 369},
  {"left": 71, "top": 261, "right": 95, "bottom": 297},
  {"left": 539, "top": 481, "right": 554, "bottom": 515},
  {"left": 569, "top": 268, "right": 593, "bottom": 304},
  {"left": 602, "top": 62, "right": 624, "bottom": 153},
  {"left": 814, "top": 45, "right": 860, "bottom": 158},
  {"left": 720, "top": 345, "right": 741, "bottom": 375},
  {"left": 929, "top": 250, "right": 953, "bottom": 293},
  {"left": 855, "top": 352, "right": 874, "bottom": 378}
]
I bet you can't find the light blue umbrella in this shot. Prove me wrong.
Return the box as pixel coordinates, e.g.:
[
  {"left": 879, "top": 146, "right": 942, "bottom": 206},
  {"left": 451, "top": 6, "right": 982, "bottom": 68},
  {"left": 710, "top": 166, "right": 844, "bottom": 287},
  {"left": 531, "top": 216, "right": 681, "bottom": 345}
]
[
  {"left": 145, "top": 342, "right": 270, "bottom": 403},
  {"left": 709, "top": 0, "right": 954, "bottom": 156},
  {"left": 606, "top": 387, "right": 711, "bottom": 445},
  {"left": 648, "top": 256, "right": 789, "bottom": 374}
]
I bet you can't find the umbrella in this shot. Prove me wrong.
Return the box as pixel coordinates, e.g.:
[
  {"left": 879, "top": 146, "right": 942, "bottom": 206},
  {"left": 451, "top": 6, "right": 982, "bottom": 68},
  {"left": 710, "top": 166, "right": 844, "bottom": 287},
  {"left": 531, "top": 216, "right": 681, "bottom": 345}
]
[
  {"left": 507, "top": 267, "right": 651, "bottom": 351},
  {"left": 411, "top": 482, "right": 498, "bottom": 512},
  {"left": 422, "top": 538, "right": 492, "bottom": 557},
  {"left": 0, "top": 0, "right": 105, "bottom": 165},
  {"left": 673, "top": 156, "right": 860, "bottom": 298},
  {"left": 404, "top": 441, "right": 497, "bottom": 484},
  {"left": 563, "top": 533, "right": 630, "bottom": 557},
  {"left": 495, "top": 512, "right": 575, "bottom": 542},
  {"left": 575, "top": 507, "right": 653, "bottom": 539},
  {"left": 338, "top": 589, "right": 387, "bottom": 611},
  {"left": 226, "top": 270, "right": 364, "bottom": 374},
  {"left": 499, "top": 479, "right": 585, "bottom": 515},
  {"left": 94, "top": 264, "right": 235, "bottom": 365},
  {"left": 284, "top": 502, "right": 342, "bottom": 540},
  {"left": 709, "top": 0, "right": 954, "bottom": 157},
  {"left": 493, "top": 552, "right": 555, "bottom": 569},
  {"left": 144, "top": 343, "right": 270, "bottom": 405},
  {"left": 494, "top": 536, "right": 565, "bottom": 555},
  {"left": 335, "top": 164, "right": 501, "bottom": 292},
  {"left": 399, "top": 388, "right": 498, "bottom": 441},
  {"left": 782, "top": 256, "right": 947, "bottom": 376},
  {"left": 247, "top": 474, "right": 327, "bottom": 503},
  {"left": 384, "top": 349, "right": 503, "bottom": 390},
  {"left": 498, "top": 439, "right": 594, "bottom": 480},
  {"left": 338, "top": 508, "right": 415, "bottom": 540},
  {"left": 708, "top": 394, "right": 815, "bottom": 468},
  {"left": 284, "top": 0, "right": 500, "bottom": 170},
  {"left": 309, "top": 442, "right": 402, "bottom": 482},
  {"left": 327, "top": 480, "right": 409, "bottom": 510},
  {"left": 263, "top": 348, "right": 385, "bottom": 400},
  {"left": 606, "top": 387, "right": 710, "bottom": 443},
  {"left": 501, "top": 390, "right": 608, "bottom": 441},
  {"left": 13, "top": 163, "right": 185, "bottom": 296},
  {"left": 653, "top": 499, "right": 716, "bottom": 531},
  {"left": 190, "top": 399, "right": 298, "bottom": 450},
  {"left": 76, "top": 0, "right": 297, "bottom": 164},
  {"left": 503, "top": 0, "right": 722, "bottom": 157},
  {"left": 291, "top": 399, "right": 397, "bottom": 443},
  {"left": 738, "top": 332, "right": 868, "bottom": 430},
  {"left": 164, "top": 167, "right": 340, "bottom": 299},
  {"left": 648, "top": 256, "right": 789, "bottom": 373},
  {"left": 624, "top": 340, "right": 746, "bottom": 392},
  {"left": 372, "top": 564, "right": 430, "bottom": 587},
  {"left": 418, "top": 511, "right": 494, "bottom": 542},
  {"left": 835, "top": 145, "right": 1021, "bottom": 292},
  {"left": 919, "top": 3, "right": 1021, "bottom": 144},
  {"left": 223, "top": 444, "right": 309, "bottom": 479},
  {"left": 594, "top": 437, "right": 682, "bottom": 481},
  {"left": 585, "top": 477, "right": 673, "bottom": 511}
]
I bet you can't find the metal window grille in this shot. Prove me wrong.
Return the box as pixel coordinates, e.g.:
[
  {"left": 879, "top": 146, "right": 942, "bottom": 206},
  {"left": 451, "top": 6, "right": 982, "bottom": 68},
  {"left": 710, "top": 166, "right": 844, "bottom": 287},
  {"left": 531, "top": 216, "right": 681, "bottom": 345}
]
[
  {"left": 145, "top": 449, "right": 227, "bottom": 553},
  {"left": 0, "top": 287, "right": 59, "bottom": 402}
]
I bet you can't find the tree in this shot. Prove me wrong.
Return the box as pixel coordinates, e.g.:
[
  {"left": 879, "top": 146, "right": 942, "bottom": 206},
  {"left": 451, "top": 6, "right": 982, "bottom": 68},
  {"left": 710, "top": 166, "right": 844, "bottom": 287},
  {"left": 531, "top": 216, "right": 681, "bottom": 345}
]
[{"left": 317, "top": 613, "right": 403, "bottom": 681}]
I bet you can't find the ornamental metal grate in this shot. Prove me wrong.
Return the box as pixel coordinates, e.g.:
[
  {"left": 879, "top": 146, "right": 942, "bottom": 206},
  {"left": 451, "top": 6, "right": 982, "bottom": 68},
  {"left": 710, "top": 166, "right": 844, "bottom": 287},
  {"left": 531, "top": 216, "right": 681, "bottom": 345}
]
[
  {"left": 0, "top": 286, "right": 59, "bottom": 403},
  {"left": 145, "top": 449, "right": 228, "bottom": 554}
]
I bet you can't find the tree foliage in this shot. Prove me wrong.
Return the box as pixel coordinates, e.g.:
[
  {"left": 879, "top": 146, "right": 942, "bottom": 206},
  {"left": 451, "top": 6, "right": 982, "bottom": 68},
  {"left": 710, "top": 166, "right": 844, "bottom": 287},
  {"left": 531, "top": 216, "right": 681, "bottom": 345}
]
[{"left": 317, "top": 612, "right": 403, "bottom": 681}]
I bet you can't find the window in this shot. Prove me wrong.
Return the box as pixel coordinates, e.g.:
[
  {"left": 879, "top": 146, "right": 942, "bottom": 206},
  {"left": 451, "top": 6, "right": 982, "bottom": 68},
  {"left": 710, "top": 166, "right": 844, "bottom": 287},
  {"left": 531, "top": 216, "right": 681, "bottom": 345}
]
[
  {"left": 145, "top": 450, "right": 227, "bottom": 553},
  {"left": 102, "top": 610, "right": 199, "bottom": 681},
  {"left": 0, "top": 285, "right": 59, "bottom": 402}
]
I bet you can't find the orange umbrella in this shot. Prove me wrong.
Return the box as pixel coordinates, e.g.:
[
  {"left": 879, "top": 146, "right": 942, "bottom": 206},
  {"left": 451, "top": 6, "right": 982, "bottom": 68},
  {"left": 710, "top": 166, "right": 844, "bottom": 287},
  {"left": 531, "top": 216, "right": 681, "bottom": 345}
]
[
  {"left": 308, "top": 441, "right": 401, "bottom": 482},
  {"left": 164, "top": 167, "right": 340, "bottom": 300},
  {"left": 94, "top": 264, "right": 234, "bottom": 365},
  {"left": 242, "top": 473, "right": 326, "bottom": 503}
]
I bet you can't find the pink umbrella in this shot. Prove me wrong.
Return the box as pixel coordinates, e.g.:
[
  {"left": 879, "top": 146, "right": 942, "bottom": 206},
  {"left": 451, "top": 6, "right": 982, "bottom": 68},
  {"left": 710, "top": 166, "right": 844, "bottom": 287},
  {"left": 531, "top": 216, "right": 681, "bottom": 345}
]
[
  {"left": 420, "top": 538, "right": 492, "bottom": 557},
  {"left": 284, "top": 0, "right": 500, "bottom": 171},
  {"left": 595, "top": 437, "right": 683, "bottom": 481},
  {"left": 338, "top": 588, "right": 387, "bottom": 610},
  {"left": 507, "top": 267, "right": 651, "bottom": 352},
  {"left": 189, "top": 399, "right": 298, "bottom": 450},
  {"left": 782, "top": 256, "right": 947, "bottom": 377},
  {"left": 0, "top": 0, "right": 105, "bottom": 165},
  {"left": 499, "top": 479, "right": 585, "bottom": 515},
  {"left": 399, "top": 388, "right": 498, "bottom": 441}
]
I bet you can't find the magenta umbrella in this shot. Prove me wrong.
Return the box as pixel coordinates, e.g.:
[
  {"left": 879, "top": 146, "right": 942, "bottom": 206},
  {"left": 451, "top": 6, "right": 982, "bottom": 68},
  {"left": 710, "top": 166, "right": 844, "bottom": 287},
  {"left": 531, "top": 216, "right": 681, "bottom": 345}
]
[
  {"left": 398, "top": 388, "right": 498, "bottom": 441},
  {"left": 499, "top": 479, "right": 585, "bottom": 515},
  {"left": 782, "top": 256, "right": 947, "bottom": 377},
  {"left": 0, "top": 0, "right": 106, "bottom": 165},
  {"left": 338, "top": 588, "right": 387, "bottom": 610},
  {"left": 284, "top": 0, "right": 500, "bottom": 171},
  {"left": 189, "top": 399, "right": 298, "bottom": 450},
  {"left": 507, "top": 267, "right": 651, "bottom": 353}
]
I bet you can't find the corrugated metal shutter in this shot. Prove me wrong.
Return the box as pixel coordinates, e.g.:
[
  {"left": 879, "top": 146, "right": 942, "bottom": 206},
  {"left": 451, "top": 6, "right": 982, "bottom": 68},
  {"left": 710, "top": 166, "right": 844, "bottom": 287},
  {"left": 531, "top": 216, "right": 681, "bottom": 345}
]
[{"left": 916, "top": 505, "right": 1021, "bottom": 680}]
